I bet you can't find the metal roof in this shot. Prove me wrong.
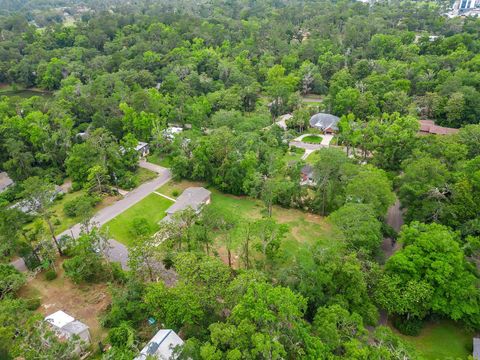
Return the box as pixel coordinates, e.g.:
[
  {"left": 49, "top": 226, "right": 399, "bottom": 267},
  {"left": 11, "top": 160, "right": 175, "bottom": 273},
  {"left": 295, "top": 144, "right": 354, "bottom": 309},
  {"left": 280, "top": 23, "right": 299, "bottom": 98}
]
[{"left": 134, "top": 329, "right": 184, "bottom": 360}]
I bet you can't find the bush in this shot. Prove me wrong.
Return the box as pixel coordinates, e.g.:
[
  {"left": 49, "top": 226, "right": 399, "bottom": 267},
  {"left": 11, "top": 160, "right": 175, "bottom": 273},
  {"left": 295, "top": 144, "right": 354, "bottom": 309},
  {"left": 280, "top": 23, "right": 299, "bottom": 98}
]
[
  {"left": 63, "top": 194, "right": 99, "bottom": 218},
  {"left": 0, "top": 264, "right": 26, "bottom": 298},
  {"left": 45, "top": 269, "right": 57, "bottom": 281},
  {"left": 25, "top": 297, "right": 41, "bottom": 310},
  {"left": 172, "top": 189, "right": 180, "bottom": 197},
  {"left": 392, "top": 316, "right": 424, "bottom": 336}
]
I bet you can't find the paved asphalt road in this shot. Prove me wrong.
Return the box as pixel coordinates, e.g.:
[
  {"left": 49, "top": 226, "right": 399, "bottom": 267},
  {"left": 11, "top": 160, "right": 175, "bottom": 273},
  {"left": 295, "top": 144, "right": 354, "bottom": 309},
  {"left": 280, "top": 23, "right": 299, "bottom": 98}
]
[{"left": 11, "top": 161, "right": 171, "bottom": 272}]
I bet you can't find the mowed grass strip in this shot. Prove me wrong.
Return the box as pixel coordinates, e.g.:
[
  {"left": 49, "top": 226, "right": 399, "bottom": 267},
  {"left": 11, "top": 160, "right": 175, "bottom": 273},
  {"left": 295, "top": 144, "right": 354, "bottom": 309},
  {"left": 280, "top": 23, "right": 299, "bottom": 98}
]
[
  {"left": 394, "top": 320, "right": 473, "bottom": 360},
  {"left": 102, "top": 193, "right": 174, "bottom": 246},
  {"left": 302, "top": 135, "right": 323, "bottom": 144}
]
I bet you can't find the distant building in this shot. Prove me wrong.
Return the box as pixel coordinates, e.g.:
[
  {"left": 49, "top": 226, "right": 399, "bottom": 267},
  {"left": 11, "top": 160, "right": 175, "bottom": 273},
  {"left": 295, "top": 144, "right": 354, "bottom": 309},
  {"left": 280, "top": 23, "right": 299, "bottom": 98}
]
[
  {"left": 474, "top": 338, "right": 480, "bottom": 360},
  {"left": 0, "top": 172, "right": 14, "bottom": 193},
  {"left": 418, "top": 120, "right": 459, "bottom": 135},
  {"left": 309, "top": 113, "right": 340, "bottom": 133},
  {"left": 134, "top": 329, "right": 184, "bottom": 360},
  {"left": 45, "top": 310, "right": 91, "bottom": 344},
  {"left": 135, "top": 141, "right": 150, "bottom": 157},
  {"left": 163, "top": 126, "right": 183, "bottom": 140},
  {"left": 276, "top": 114, "right": 292, "bottom": 130}
]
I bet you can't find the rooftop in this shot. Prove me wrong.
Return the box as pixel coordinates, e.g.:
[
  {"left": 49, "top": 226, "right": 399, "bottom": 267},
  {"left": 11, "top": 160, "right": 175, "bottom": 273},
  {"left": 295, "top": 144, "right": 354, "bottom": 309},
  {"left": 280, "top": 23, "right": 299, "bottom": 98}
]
[
  {"left": 165, "top": 187, "right": 211, "bottom": 215},
  {"left": 418, "top": 120, "right": 459, "bottom": 135},
  {"left": 135, "top": 329, "right": 184, "bottom": 360},
  {"left": 0, "top": 172, "right": 14, "bottom": 193},
  {"left": 45, "top": 310, "right": 75, "bottom": 329},
  {"left": 309, "top": 113, "right": 340, "bottom": 131}
]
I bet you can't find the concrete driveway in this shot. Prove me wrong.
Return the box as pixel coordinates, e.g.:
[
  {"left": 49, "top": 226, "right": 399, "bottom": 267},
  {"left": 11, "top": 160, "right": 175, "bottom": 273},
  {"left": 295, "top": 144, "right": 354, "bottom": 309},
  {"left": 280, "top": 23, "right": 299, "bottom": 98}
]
[{"left": 11, "top": 161, "right": 172, "bottom": 272}]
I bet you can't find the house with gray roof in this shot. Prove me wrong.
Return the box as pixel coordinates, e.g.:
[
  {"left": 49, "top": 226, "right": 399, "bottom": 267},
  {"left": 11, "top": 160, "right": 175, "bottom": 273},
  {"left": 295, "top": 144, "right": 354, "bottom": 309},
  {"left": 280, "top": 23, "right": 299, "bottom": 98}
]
[
  {"left": 162, "top": 187, "right": 211, "bottom": 222},
  {"left": 0, "top": 172, "right": 14, "bottom": 193},
  {"left": 134, "top": 329, "right": 184, "bottom": 360},
  {"left": 309, "top": 113, "right": 340, "bottom": 133},
  {"left": 45, "top": 310, "right": 91, "bottom": 344}
]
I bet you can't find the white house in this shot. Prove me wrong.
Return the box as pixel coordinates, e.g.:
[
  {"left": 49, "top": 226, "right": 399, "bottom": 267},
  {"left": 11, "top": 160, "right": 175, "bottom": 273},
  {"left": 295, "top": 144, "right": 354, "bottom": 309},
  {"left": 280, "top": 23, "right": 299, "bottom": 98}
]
[
  {"left": 135, "top": 329, "right": 184, "bottom": 360},
  {"left": 45, "top": 310, "right": 91, "bottom": 344}
]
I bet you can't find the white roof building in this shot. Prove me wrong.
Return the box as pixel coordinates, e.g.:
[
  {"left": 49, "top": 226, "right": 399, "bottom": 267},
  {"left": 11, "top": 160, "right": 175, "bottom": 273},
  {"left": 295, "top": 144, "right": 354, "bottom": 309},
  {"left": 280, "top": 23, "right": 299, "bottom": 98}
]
[
  {"left": 45, "top": 310, "right": 91, "bottom": 344},
  {"left": 135, "top": 329, "right": 184, "bottom": 360}
]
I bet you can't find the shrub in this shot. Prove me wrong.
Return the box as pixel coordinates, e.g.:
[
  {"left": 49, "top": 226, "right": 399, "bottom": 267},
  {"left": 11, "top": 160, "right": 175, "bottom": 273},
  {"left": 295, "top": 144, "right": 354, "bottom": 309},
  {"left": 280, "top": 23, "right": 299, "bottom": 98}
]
[
  {"left": 63, "top": 194, "right": 99, "bottom": 218},
  {"left": 25, "top": 297, "right": 41, "bottom": 310},
  {"left": 392, "top": 316, "right": 424, "bottom": 336},
  {"left": 172, "top": 189, "right": 180, "bottom": 197},
  {"left": 0, "top": 264, "right": 26, "bottom": 298},
  {"left": 45, "top": 269, "right": 57, "bottom": 281}
]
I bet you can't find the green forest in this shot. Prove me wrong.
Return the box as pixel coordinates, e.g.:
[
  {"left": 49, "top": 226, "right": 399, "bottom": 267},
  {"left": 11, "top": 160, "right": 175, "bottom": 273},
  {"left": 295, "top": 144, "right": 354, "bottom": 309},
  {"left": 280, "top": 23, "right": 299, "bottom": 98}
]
[{"left": 0, "top": 0, "right": 480, "bottom": 359}]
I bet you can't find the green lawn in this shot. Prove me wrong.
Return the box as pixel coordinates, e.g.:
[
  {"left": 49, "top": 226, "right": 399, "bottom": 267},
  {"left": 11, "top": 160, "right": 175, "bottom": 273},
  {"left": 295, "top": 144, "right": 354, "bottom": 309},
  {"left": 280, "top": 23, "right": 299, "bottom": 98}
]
[
  {"left": 305, "top": 150, "right": 321, "bottom": 165},
  {"left": 302, "top": 135, "right": 323, "bottom": 144},
  {"left": 394, "top": 320, "right": 473, "bottom": 360},
  {"left": 135, "top": 167, "right": 157, "bottom": 184},
  {"left": 147, "top": 152, "right": 173, "bottom": 168},
  {"left": 102, "top": 193, "right": 174, "bottom": 246}
]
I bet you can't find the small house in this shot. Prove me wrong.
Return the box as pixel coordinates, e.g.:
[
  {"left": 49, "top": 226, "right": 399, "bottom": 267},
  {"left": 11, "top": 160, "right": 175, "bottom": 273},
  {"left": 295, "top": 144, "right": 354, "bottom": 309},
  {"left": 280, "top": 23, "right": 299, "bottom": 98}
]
[
  {"left": 134, "top": 329, "right": 184, "bottom": 360},
  {"left": 162, "top": 187, "right": 211, "bottom": 223},
  {"left": 45, "top": 310, "right": 91, "bottom": 344},
  {"left": 309, "top": 113, "right": 340, "bottom": 134},
  {"left": 136, "top": 142, "right": 150, "bottom": 157},
  {"left": 163, "top": 126, "right": 183, "bottom": 140},
  {"left": 0, "top": 172, "right": 14, "bottom": 193}
]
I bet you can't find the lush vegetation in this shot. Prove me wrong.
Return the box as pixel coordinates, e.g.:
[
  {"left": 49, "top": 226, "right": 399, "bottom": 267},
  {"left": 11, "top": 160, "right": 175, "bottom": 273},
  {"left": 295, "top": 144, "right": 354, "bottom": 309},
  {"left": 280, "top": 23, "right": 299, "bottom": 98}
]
[{"left": 0, "top": 0, "right": 479, "bottom": 359}]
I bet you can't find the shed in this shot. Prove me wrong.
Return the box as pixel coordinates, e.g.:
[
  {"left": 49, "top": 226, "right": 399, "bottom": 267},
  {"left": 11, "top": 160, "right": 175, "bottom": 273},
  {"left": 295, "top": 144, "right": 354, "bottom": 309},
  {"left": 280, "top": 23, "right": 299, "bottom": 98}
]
[
  {"left": 135, "top": 141, "right": 150, "bottom": 157},
  {"left": 0, "top": 172, "right": 14, "bottom": 193},
  {"left": 418, "top": 120, "right": 459, "bottom": 135},
  {"left": 45, "top": 310, "right": 91, "bottom": 344},
  {"left": 300, "top": 165, "right": 316, "bottom": 186},
  {"left": 309, "top": 113, "right": 340, "bottom": 133},
  {"left": 134, "top": 329, "right": 184, "bottom": 360}
]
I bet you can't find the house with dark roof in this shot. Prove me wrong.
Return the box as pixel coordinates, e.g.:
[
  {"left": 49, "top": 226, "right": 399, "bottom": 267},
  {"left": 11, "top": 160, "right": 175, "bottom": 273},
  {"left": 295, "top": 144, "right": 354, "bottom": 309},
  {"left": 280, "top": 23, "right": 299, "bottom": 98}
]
[
  {"left": 161, "top": 187, "right": 211, "bottom": 223},
  {"left": 134, "top": 329, "right": 184, "bottom": 360},
  {"left": 418, "top": 120, "right": 459, "bottom": 135},
  {"left": 0, "top": 172, "right": 14, "bottom": 193},
  {"left": 135, "top": 141, "right": 150, "bottom": 157},
  {"left": 309, "top": 113, "right": 340, "bottom": 133}
]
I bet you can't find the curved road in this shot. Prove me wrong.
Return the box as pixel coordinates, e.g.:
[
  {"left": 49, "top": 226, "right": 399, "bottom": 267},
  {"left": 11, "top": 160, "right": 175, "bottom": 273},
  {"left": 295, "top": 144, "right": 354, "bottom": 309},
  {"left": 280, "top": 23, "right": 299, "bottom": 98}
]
[{"left": 11, "top": 161, "right": 171, "bottom": 272}]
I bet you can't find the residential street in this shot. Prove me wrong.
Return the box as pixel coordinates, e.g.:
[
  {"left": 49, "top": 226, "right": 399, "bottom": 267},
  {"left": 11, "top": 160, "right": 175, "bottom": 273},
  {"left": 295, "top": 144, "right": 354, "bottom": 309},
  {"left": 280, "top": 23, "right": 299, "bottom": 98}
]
[{"left": 11, "top": 161, "right": 171, "bottom": 272}]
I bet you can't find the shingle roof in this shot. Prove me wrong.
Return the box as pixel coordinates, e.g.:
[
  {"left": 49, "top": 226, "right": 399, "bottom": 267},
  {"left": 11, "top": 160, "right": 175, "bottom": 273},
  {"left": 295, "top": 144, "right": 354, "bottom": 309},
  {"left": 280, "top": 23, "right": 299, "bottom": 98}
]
[
  {"left": 165, "top": 187, "right": 211, "bottom": 215},
  {"left": 418, "top": 120, "right": 459, "bottom": 135},
  {"left": 309, "top": 113, "right": 340, "bottom": 131}
]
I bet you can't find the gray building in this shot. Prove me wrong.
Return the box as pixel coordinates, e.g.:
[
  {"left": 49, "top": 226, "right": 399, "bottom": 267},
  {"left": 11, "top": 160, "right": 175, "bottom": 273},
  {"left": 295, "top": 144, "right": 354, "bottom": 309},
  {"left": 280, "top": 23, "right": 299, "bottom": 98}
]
[
  {"left": 474, "top": 338, "right": 480, "bottom": 360},
  {"left": 309, "top": 113, "right": 340, "bottom": 133},
  {"left": 162, "top": 187, "right": 211, "bottom": 223}
]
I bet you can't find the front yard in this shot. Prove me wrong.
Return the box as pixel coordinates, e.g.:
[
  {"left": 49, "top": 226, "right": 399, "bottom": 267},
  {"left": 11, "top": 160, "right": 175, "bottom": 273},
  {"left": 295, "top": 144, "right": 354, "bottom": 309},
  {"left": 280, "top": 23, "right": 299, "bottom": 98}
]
[{"left": 102, "top": 193, "right": 174, "bottom": 246}]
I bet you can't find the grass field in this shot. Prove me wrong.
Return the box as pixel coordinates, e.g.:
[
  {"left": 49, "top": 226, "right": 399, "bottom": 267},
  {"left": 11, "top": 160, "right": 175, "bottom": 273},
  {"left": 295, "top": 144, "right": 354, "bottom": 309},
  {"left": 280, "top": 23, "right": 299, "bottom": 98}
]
[
  {"left": 102, "top": 193, "right": 173, "bottom": 246},
  {"left": 147, "top": 152, "right": 173, "bottom": 168},
  {"left": 394, "top": 320, "right": 473, "bottom": 360},
  {"left": 156, "top": 180, "right": 338, "bottom": 267},
  {"left": 135, "top": 167, "right": 157, "bottom": 185},
  {"left": 302, "top": 135, "right": 323, "bottom": 144}
]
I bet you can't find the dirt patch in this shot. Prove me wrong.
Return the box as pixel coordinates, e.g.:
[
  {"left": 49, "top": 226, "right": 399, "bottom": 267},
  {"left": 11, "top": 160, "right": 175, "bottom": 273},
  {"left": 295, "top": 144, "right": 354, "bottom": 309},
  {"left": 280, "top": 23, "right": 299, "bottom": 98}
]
[
  {"left": 158, "top": 180, "right": 206, "bottom": 198},
  {"left": 18, "top": 259, "right": 110, "bottom": 343},
  {"left": 97, "top": 194, "right": 122, "bottom": 209}
]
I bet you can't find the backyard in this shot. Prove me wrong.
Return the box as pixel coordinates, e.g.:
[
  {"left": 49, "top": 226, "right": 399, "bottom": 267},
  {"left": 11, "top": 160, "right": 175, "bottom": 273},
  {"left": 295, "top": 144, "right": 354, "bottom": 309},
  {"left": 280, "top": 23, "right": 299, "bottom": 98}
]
[
  {"left": 394, "top": 320, "right": 473, "bottom": 360},
  {"left": 18, "top": 259, "right": 110, "bottom": 345}
]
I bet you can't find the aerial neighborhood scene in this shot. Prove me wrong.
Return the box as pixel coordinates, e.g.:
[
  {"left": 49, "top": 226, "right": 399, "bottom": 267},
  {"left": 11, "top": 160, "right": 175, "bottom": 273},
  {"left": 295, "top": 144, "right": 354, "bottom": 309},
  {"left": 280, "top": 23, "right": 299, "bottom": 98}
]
[{"left": 1, "top": 0, "right": 480, "bottom": 359}]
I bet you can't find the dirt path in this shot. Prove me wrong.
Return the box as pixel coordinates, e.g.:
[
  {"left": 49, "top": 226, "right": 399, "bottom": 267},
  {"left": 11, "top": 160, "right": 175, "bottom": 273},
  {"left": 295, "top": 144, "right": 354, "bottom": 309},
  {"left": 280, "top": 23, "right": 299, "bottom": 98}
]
[{"left": 382, "top": 198, "right": 404, "bottom": 260}]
